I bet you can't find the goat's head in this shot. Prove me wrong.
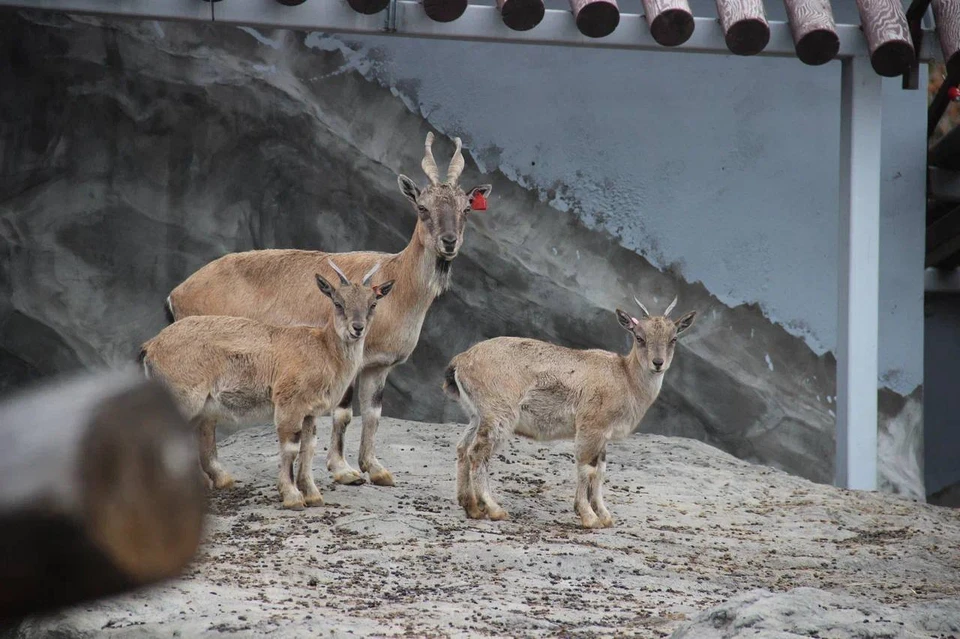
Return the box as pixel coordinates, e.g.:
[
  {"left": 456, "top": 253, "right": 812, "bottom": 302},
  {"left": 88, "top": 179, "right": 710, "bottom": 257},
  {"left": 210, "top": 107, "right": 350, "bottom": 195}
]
[
  {"left": 616, "top": 296, "right": 696, "bottom": 375},
  {"left": 397, "top": 132, "right": 493, "bottom": 261},
  {"left": 315, "top": 260, "right": 395, "bottom": 342}
]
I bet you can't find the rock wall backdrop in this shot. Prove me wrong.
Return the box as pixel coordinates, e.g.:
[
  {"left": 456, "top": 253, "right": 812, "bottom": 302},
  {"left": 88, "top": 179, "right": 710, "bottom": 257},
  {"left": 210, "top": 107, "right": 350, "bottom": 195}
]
[{"left": 0, "top": 10, "right": 925, "bottom": 497}]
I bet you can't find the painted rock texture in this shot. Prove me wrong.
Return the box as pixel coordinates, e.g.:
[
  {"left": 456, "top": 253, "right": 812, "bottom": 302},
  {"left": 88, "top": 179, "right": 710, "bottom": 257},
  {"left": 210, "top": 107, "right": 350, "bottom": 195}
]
[{"left": 0, "top": 11, "right": 922, "bottom": 496}]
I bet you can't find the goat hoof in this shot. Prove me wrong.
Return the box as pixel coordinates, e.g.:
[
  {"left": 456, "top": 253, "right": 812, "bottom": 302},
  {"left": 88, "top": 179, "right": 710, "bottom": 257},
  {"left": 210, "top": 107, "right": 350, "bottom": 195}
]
[
  {"left": 303, "top": 493, "right": 325, "bottom": 507},
  {"left": 487, "top": 507, "right": 509, "bottom": 521},
  {"left": 369, "top": 469, "right": 395, "bottom": 487},
  {"left": 599, "top": 515, "right": 614, "bottom": 528},
  {"left": 464, "top": 505, "right": 486, "bottom": 520},
  {"left": 213, "top": 474, "right": 235, "bottom": 490},
  {"left": 332, "top": 469, "right": 366, "bottom": 485},
  {"left": 580, "top": 514, "right": 602, "bottom": 529},
  {"left": 282, "top": 495, "right": 306, "bottom": 510}
]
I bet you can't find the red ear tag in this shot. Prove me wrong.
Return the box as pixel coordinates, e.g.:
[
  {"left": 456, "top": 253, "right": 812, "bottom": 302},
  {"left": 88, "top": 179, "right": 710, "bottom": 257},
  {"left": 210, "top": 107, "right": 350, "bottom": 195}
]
[{"left": 471, "top": 192, "right": 487, "bottom": 211}]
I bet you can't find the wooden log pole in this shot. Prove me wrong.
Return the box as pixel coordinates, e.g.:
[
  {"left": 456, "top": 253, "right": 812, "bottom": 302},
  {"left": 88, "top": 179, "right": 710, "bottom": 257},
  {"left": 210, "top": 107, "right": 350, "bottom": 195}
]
[
  {"left": 854, "top": 0, "right": 915, "bottom": 77},
  {"left": 715, "top": 0, "right": 771, "bottom": 55},
  {"left": 933, "top": 0, "right": 960, "bottom": 77},
  {"left": 641, "top": 0, "right": 695, "bottom": 47},
  {"left": 346, "top": 0, "right": 389, "bottom": 16},
  {"left": 783, "top": 0, "right": 840, "bottom": 65},
  {"left": 498, "top": 0, "right": 546, "bottom": 31},
  {"left": 569, "top": 0, "right": 621, "bottom": 38},
  {"left": 423, "top": 0, "right": 468, "bottom": 22},
  {"left": 0, "top": 369, "right": 206, "bottom": 621}
]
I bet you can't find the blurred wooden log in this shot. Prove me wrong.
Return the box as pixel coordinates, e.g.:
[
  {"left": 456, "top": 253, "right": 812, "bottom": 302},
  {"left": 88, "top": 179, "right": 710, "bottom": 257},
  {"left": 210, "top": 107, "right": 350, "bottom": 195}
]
[
  {"left": 423, "top": 0, "right": 468, "bottom": 22},
  {"left": 716, "top": 0, "right": 770, "bottom": 55},
  {"left": 498, "top": 0, "right": 546, "bottom": 31},
  {"left": 854, "top": 0, "right": 915, "bottom": 76},
  {"left": 641, "top": 0, "right": 695, "bottom": 46},
  {"left": 570, "top": 0, "right": 621, "bottom": 38},
  {"left": 0, "top": 369, "right": 206, "bottom": 621},
  {"left": 783, "top": 0, "right": 839, "bottom": 65},
  {"left": 933, "top": 0, "right": 960, "bottom": 76}
]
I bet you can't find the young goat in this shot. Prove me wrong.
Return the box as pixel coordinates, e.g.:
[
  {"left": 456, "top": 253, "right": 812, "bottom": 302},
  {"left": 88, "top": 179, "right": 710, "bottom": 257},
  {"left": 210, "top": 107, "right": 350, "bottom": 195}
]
[
  {"left": 141, "top": 261, "right": 394, "bottom": 509},
  {"left": 443, "top": 297, "right": 696, "bottom": 528}
]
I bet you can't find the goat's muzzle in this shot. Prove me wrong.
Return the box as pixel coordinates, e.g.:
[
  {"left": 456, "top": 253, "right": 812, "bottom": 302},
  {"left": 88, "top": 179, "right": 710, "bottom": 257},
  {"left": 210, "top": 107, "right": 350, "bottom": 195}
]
[{"left": 348, "top": 323, "right": 365, "bottom": 340}]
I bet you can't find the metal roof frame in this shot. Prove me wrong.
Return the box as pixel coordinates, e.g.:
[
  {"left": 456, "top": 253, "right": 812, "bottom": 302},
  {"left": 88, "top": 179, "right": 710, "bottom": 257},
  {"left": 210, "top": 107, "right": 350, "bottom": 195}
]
[
  {"left": 0, "top": 0, "right": 942, "bottom": 60},
  {"left": 2, "top": 0, "right": 938, "bottom": 493}
]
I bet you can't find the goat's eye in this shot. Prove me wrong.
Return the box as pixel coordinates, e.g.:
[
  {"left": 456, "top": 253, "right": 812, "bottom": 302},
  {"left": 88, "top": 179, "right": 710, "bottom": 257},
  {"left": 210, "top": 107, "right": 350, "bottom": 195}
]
[
  {"left": 670, "top": 338, "right": 678, "bottom": 345},
  {"left": 636, "top": 336, "right": 645, "bottom": 346},
  {"left": 334, "top": 302, "right": 343, "bottom": 311},
  {"left": 418, "top": 205, "right": 429, "bottom": 214}
]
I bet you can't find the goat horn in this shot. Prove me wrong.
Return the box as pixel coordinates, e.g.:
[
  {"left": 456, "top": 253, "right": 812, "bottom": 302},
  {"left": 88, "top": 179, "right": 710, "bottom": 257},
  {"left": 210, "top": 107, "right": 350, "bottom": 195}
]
[
  {"left": 633, "top": 297, "right": 651, "bottom": 318},
  {"left": 446, "top": 136, "right": 465, "bottom": 185},
  {"left": 327, "top": 259, "right": 350, "bottom": 286},
  {"left": 421, "top": 132, "right": 440, "bottom": 185},
  {"left": 664, "top": 296, "right": 678, "bottom": 317},
  {"left": 361, "top": 261, "right": 382, "bottom": 286}
]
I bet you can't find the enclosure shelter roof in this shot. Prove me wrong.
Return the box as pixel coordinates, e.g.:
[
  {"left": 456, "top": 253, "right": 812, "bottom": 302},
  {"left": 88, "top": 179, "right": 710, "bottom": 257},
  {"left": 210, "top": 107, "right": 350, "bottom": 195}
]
[{"left": 0, "top": 0, "right": 943, "bottom": 75}]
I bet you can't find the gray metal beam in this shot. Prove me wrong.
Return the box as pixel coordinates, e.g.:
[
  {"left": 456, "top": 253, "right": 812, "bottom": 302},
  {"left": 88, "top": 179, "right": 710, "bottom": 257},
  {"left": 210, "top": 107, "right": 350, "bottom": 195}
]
[
  {"left": 0, "top": 0, "right": 942, "bottom": 61},
  {"left": 2, "top": 0, "right": 211, "bottom": 21},
  {"left": 836, "top": 54, "right": 881, "bottom": 491}
]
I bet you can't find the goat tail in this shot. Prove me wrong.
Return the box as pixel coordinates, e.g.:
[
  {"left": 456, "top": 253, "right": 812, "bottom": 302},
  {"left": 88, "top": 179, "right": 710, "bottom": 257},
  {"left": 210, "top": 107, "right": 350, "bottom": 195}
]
[
  {"left": 138, "top": 344, "right": 152, "bottom": 379},
  {"left": 164, "top": 295, "right": 176, "bottom": 324},
  {"left": 442, "top": 364, "right": 460, "bottom": 400}
]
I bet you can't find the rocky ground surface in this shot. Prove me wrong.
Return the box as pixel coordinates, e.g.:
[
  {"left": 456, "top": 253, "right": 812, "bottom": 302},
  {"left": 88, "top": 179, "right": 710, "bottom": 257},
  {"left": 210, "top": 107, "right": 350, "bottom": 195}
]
[{"left": 8, "top": 419, "right": 960, "bottom": 638}]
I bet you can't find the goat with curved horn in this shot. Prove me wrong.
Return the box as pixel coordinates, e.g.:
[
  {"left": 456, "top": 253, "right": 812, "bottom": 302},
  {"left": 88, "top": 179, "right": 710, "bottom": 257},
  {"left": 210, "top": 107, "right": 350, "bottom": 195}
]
[
  {"left": 422, "top": 132, "right": 440, "bottom": 185},
  {"left": 327, "top": 259, "right": 350, "bottom": 285},
  {"left": 361, "top": 262, "right": 382, "bottom": 286},
  {"left": 447, "top": 137, "right": 465, "bottom": 185},
  {"left": 634, "top": 297, "right": 651, "bottom": 318},
  {"left": 664, "top": 296, "right": 678, "bottom": 317}
]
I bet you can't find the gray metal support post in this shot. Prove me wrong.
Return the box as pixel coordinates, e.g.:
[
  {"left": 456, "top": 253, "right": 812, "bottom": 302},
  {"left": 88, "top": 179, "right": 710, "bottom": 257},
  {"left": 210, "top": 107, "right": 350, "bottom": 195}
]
[{"left": 836, "top": 54, "right": 882, "bottom": 490}]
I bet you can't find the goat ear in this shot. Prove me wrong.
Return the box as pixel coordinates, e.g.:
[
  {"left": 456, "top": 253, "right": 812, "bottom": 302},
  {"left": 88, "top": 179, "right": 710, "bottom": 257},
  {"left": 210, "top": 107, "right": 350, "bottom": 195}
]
[
  {"left": 468, "top": 184, "right": 492, "bottom": 211},
  {"left": 616, "top": 309, "right": 637, "bottom": 331},
  {"left": 373, "top": 280, "right": 395, "bottom": 300},
  {"left": 398, "top": 175, "right": 420, "bottom": 205},
  {"left": 674, "top": 310, "right": 697, "bottom": 336},
  {"left": 468, "top": 184, "right": 492, "bottom": 198},
  {"left": 315, "top": 273, "right": 335, "bottom": 299}
]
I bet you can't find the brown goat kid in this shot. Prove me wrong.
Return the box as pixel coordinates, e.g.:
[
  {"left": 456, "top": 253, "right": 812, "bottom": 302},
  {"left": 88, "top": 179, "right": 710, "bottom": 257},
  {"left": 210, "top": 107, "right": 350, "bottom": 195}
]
[
  {"left": 444, "top": 297, "right": 696, "bottom": 528},
  {"left": 142, "top": 261, "right": 394, "bottom": 509},
  {"left": 166, "top": 133, "right": 492, "bottom": 488}
]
